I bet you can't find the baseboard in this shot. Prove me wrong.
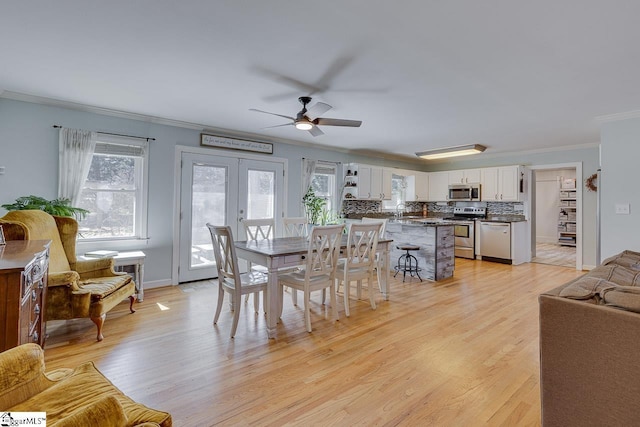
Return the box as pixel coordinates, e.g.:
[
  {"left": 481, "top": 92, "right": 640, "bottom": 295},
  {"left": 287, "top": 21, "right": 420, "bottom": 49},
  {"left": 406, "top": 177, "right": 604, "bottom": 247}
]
[
  {"left": 582, "top": 264, "right": 596, "bottom": 271},
  {"left": 143, "top": 279, "right": 174, "bottom": 289}
]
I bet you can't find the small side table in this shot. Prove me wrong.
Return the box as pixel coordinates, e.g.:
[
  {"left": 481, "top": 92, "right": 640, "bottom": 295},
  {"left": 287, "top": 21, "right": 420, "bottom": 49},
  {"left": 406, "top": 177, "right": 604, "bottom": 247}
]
[{"left": 113, "top": 251, "right": 146, "bottom": 302}]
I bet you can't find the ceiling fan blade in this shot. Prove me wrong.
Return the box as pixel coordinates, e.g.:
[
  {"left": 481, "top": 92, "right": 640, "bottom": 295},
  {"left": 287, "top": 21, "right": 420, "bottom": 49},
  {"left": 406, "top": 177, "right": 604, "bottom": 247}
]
[
  {"left": 251, "top": 66, "right": 322, "bottom": 94},
  {"left": 305, "top": 102, "right": 332, "bottom": 121},
  {"left": 262, "top": 123, "right": 293, "bottom": 129},
  {"left": 314, "top": 118, "right": 362, "bottom": 127},
  {"left": 308, "top": 125, "right": 324, "bottom": 137},
  {"left": 249, "top": 108, "right": 295, "bottom": 121}
]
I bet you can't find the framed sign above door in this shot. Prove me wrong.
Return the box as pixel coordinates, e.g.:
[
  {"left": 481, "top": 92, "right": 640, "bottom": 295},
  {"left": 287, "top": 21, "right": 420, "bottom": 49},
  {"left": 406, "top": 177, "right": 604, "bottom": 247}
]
[{"left": 201, "top": 134, "right": 273, "bottom": 154}]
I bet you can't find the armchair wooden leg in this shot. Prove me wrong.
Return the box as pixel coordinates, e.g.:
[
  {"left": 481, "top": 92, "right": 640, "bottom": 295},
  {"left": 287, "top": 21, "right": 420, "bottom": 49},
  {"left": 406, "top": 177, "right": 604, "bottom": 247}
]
[
  {"left": 91, "top": 314, "right": 106, "bottom": 342},
  {"left": 129, "top": 295, "right": 136, "bottom": 313}
]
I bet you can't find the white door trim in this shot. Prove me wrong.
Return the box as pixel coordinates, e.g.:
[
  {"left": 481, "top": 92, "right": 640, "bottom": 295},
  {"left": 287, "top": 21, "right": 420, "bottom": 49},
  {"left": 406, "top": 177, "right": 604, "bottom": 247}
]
[
  {"left": 529, "top": 162, "right": 582, "bottom": 270},
  {"left": 172, "top": 145, "right": 288, "bottom": 285}
]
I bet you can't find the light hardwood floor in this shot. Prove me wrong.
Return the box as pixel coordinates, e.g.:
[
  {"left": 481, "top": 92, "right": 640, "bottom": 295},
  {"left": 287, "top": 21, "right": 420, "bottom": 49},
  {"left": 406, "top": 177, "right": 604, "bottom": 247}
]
[
  {"left": 532, "top": 243, "right": 576, "bottom": 268},
  {"left": 43, "top": 259, "right": 584, "bottom": 426}
]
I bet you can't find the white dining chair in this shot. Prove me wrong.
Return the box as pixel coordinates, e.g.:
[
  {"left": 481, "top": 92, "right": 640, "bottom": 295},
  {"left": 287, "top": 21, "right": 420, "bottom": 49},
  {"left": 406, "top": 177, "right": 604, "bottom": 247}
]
[
  {"left": 335, "top": 222, "right": 381, "bottom": 317},
  {"left": 241, "top": 219, "right": 274, "bottom": 309},
  {"left": 278, "top": 224, "right": 344, "bottom": 332},
  {"left": 283, "top": 216, "right": 308, "bottom": 238},
  {"left": 206, "top": 224, "right": 267, "bottom": 338},
  {"left": 361, "top": 217, "right": 388, "bottom": 290}
]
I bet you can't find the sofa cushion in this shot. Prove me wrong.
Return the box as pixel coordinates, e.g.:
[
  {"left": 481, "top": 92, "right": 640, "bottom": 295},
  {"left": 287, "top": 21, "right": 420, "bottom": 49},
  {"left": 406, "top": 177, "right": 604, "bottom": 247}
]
[
  {"left": 9, "top": 362, "right": 172, "bottom": 427},
  {"left": 601, "top": 250, "right": 640, "bottom": 268},
  {"left": 80, "top": 275, "right": 132, "bottom": 300},
  {"left": 587, "top": 264, "right": 640, "bottom": 287},
  {"left": 558, "top": 276, "right": 618, "bottom": 300},
  {"left": 50, "top": 395, "right": 128, "bottom": 427}
]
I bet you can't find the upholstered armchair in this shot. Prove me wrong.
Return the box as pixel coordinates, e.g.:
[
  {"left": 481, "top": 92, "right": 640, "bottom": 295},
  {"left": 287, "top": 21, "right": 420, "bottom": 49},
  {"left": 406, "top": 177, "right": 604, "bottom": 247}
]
[{"left": 0, "top": 210, "right": 136, "bottom": 341}]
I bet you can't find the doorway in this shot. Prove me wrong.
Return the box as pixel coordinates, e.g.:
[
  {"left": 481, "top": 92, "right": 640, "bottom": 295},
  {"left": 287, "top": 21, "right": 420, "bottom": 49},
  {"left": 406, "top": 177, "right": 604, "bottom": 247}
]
[
  {"left": 175, "top": 149, "right": 285, "bottom": 283},
  {"left": 529, "top": 163, "right": 581, "bottom": 270}
]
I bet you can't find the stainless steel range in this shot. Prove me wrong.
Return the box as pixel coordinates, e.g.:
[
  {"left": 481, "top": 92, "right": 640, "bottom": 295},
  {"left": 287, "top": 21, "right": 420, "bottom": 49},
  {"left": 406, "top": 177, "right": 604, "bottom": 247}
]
[{"left": 445, "top": 207, "right": 486, "bottom": 259}]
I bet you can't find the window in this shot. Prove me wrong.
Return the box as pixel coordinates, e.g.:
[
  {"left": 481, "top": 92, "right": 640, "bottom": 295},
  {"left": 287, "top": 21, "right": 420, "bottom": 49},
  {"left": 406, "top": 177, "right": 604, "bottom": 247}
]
[
  {"left": 311, "top": 162, "right": 338, "bottom": 212},
  {"left": 76, "top": 136, "right": 148, "bottom": 240},
  {"left": 382, "top": 174, "right": 407, "bottom": 210}
]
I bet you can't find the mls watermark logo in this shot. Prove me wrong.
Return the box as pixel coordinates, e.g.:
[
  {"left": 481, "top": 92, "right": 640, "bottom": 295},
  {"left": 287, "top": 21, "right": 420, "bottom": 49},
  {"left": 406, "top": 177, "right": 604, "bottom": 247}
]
[{"left": 0, "top": 412, "right": 46, "bottom": 426}]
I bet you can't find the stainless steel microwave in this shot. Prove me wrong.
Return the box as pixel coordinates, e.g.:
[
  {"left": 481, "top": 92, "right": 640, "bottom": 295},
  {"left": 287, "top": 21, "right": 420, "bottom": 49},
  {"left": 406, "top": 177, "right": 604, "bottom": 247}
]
[{"left": 448, "top": 183, "right": 481, "bottom": 201}]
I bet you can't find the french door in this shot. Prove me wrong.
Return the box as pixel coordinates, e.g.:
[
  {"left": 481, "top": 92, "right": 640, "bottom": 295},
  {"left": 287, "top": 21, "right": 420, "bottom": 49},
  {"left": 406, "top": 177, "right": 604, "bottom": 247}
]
[{"left": 178, "top": 152, "right": 284, "bottom": 282}]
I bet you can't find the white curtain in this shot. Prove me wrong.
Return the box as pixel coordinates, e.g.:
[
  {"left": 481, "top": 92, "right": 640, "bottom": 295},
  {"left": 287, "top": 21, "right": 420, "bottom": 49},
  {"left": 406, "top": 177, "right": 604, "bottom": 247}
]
[
  {"left": 58, "top": 128, "right": 97, "bottom": 206},
  {"left": 301, "top": 158, "right": 317, "bottom": 216},
  {"left": 302, "top": 158, "right": 317, "bottom": 194}
]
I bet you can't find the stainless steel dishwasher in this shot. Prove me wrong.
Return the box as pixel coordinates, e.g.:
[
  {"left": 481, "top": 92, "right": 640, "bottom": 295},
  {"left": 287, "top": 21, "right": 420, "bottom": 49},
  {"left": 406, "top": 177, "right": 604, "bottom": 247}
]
[{"left": 479, "top": 221, "right": 511, "bottom": 263}]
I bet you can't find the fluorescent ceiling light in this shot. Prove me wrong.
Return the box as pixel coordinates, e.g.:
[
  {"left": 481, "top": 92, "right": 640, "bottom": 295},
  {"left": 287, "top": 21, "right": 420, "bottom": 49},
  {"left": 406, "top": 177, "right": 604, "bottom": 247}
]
[
  {"left": 295, "top": 120, "right": 313, "bottom": 130},
  {"left": 416, "top": 144, "right": 487, "bottom": 160}
]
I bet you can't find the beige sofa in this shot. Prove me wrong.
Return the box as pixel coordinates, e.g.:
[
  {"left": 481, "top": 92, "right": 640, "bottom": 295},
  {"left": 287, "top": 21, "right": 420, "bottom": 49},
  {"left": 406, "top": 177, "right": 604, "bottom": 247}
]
[{"left": 539, "top": 250, "right": 640, "bottom": 426}]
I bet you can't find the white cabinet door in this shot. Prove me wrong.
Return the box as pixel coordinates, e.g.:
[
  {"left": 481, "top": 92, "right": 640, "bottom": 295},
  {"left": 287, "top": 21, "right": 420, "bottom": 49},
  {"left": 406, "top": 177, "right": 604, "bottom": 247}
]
[
  {"left": 428, "top": 171, "right": 449, "bottom": 201},
  {"left": 357, "top": 165, "right": 373, "bottom": 199},
  {"left": 464, "top": 168, "right": 482, "bottom": 183},
  {"left": 481, "top": 167, "right": 499, "bottom": 201},
  {"left": 406, "top": 171, "right": 429, "bottom": 201},
  {"left": 448, "top": 170, "right": 465, "bottom": 184},
  {"left": 481, "top": 166, "right": 521, "bottom": 201},
  {"left": 381, "top": 168, "right": 393, "bottom": 200},
  {"left": 498, "top": 166, "right": 520, "bottom": 201},
  {"left": 448, "top": 169, "right": 482, "bottom": 184}
]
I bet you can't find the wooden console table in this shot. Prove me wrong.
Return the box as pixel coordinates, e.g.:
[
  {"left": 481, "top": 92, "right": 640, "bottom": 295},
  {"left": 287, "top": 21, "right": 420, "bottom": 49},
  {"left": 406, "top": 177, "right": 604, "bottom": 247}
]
[{"left": 0, "top": 240, "right": 50, "bottom": 352}]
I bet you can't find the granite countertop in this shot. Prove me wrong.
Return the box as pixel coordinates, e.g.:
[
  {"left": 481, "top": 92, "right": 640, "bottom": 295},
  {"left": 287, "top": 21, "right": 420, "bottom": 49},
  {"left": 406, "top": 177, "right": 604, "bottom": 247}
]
[
  {"left": 482, "top": 215, "right": 527, "bottom": 222},
  {"left": 345, "top": 213, "right": 526, "bottom": 223}
]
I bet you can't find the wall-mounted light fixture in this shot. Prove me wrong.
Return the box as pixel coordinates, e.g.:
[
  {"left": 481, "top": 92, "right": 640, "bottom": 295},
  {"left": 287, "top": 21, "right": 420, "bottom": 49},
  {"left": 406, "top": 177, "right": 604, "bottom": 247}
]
[{"left": 415, "top": 144, "right": 486, "bottom": 160}]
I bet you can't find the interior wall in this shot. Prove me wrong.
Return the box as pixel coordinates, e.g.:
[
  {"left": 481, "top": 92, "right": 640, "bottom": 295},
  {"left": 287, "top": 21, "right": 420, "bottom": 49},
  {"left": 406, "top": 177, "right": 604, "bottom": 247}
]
[{"left": 601, "top": 116, "right": 640, "bottom": 258}]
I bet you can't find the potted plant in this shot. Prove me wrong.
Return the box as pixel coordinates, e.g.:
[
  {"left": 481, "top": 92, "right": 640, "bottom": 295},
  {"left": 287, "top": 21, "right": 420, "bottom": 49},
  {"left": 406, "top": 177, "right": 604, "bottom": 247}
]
[
  {"left": 302, "top": 187, "right": 326, "bottom": 225},
  {"left": 2, "top": 195, "right": 89, "bottom": 220}
]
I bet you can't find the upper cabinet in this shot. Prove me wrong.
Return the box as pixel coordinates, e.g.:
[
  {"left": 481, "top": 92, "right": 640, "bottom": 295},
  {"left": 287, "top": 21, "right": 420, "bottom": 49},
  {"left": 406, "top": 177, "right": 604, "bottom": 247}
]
[
  {"left": 448, "top": 168, "right": 481, "bottom": 184},
  {"left": 405, "top": 171, "right": 429, "bottom": 201},
  {"left": 344, "top": 163, "right": 392, "bottom": 200},
  {"left": 428, "top": 171, "right": 450, "bottom": 201},
  {"left": 480, "top": 165, "right": 523, "bottom": 202}
]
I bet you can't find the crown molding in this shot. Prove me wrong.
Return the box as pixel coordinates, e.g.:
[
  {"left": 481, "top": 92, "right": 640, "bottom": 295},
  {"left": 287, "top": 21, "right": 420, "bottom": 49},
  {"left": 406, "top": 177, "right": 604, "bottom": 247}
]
[{"left": 595, "top": 110, "right": 640, "bottom": 123}]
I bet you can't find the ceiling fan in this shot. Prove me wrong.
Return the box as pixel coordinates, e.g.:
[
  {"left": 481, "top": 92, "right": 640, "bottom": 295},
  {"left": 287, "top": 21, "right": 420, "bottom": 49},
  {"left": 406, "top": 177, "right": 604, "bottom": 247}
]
[{"left": 249, "top": 96, "right": 362, "bottom": 137}]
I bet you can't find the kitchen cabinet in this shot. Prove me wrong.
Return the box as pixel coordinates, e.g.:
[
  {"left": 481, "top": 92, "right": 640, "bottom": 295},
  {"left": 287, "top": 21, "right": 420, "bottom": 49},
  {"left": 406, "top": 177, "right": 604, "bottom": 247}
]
[
  {"left": 405, "top": 171, "right": 429, "bottom": 201},
  {"left": 428, "top": 171, "right": 450, "bottom": 201},
  {"left": 448, "top": 168, "right": 481, "bottom": 184},
  {"left": 344, "top": 163, "right": 392, "bottom": 200},
  {"left": 480, "top": 165, "right": 522, "bottom": 202}
]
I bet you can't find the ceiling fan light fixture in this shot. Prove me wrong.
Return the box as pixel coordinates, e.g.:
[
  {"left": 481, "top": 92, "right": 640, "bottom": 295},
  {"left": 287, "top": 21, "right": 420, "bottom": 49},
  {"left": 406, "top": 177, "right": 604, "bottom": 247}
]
[
  {"left": 295, "top": 120, "right": 313, "bottom": 131},
  {"left": 416, "top": 144, "right": 487, "bottom": 160}
]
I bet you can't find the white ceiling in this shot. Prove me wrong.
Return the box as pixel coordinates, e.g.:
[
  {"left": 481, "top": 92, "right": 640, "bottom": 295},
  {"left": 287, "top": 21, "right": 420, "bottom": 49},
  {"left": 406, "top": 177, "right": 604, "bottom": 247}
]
[{"left": 2, "top": 1, "right": 638, "bottom": 160}]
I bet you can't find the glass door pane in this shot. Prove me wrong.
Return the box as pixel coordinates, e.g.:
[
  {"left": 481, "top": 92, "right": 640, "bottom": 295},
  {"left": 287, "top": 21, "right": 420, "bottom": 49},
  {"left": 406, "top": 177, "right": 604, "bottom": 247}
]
[
  {"left": 239, "top": 159, "right": 284, "bottom": 239},
  {"left": 179, "top": 153, "right": 238, "bottom": 282}
]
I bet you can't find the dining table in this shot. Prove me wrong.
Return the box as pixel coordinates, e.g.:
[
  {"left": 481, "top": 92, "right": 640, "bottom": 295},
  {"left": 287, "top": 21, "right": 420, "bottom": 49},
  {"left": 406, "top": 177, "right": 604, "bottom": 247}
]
[{"left": 234, "top": 235, "right": 393, "bottom": 339}]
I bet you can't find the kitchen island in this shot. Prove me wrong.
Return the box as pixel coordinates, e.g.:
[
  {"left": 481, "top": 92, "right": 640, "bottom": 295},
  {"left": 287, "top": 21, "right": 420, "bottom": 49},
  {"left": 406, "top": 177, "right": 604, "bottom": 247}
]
[{"left": 386, "top": 220, "right": 455, "bottom": 281}]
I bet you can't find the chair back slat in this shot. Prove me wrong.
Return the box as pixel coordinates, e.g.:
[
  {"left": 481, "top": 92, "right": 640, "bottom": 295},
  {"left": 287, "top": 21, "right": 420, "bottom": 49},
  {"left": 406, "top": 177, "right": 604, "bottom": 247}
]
[
  {"left": 361, "top": 217, "right": 388, "bottom": 239},
  {"left": 283, "top": 217, "right": 308, "bottom": 237},
  {"left": 207, "top": 224, "right": 240, "bottom": 288},
  {"left": 305, "top": 224, "right": 344, "bottom": 279},
  {"left": 242, "top": 219, "right": 275, "bottom": 241},
  {"left": 346, "top": 223, "right": 381, "bottom": 268}
]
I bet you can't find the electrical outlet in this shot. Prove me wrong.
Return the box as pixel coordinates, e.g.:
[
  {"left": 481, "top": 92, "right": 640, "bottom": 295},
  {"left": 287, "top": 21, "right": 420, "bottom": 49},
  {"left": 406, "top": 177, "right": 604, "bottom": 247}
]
[
  {"left": 615, "top": 203, "right": 630, "bottom": 214},
  {"left": 0, "top": 166, "right": 5, "bottom": 175}
]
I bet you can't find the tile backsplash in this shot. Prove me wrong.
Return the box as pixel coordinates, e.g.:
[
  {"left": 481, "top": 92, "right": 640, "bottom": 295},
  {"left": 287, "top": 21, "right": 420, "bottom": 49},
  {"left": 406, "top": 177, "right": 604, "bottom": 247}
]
[{"left": 342, "top": 200, "right": 524, "bottom": 218}]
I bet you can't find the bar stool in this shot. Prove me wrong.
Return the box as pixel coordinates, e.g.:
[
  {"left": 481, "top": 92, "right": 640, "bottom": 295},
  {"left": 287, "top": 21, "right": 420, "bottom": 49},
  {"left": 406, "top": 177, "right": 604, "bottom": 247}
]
[{"left": 394, "top": 244, "right": 423, "bottom": 282}]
